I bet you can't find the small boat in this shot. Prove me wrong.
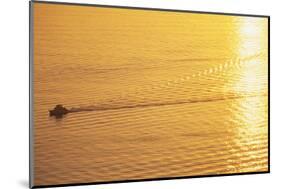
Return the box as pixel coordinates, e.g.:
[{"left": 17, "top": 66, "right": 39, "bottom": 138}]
[{"left": 49, "top": 105, "right": 69, "bottom": 118}]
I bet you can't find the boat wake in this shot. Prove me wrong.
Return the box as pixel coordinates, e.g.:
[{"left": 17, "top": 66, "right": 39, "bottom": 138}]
[
  {"left": 50, "top": 93, "right": 265, "bottom": 118},
  {"left": 49, "top": 53, "right": 267, "bottom": 118}
]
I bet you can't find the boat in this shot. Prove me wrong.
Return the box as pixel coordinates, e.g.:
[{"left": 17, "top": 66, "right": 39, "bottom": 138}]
[{"left": 49, "top": 104, "right": 69, "bottom": 118}]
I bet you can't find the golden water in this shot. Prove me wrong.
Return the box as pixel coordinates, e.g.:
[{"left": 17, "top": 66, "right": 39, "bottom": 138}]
[{"left": 32, "top": 3, "right": 268, "bottom": 186}]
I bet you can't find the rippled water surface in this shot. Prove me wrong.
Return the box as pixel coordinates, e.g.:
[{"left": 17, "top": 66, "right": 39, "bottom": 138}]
[{"left": 32, "top": 3, "right": 268, "bottom": 186}]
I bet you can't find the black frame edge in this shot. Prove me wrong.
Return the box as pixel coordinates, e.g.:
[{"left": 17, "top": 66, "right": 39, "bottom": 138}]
[
  {"left": 31, "top": 0, "right": 269, "bottom": 18},
  {"left": 32, "top": 171, "right": 269, "bottom": 189},
  {"left": 268, "top": 16, "right": 270, "bottom": 173},
  {"left": 29, "top": 1, "right": 34, "bottom": 188}
]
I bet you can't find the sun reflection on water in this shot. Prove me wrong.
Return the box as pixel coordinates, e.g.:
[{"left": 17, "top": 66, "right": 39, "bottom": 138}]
[
  {"left": 228, "top": 17, "right": 268, "bottom": 171},
  {"left": 237, "top": 17, "right": 267, "bottom": 57}
]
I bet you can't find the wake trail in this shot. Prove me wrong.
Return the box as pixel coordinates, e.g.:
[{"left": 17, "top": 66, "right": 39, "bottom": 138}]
[
  {"left": 68, "top": 93, "right": 267, "bottom": 113},
  {"left": 50, "top": 53, "right": 267, "bottom": 117}
]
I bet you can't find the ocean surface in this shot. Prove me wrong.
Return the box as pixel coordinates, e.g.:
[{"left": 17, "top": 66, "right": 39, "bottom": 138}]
[{"left": 32, "top": 3, "right": 268, "bottom": 186}]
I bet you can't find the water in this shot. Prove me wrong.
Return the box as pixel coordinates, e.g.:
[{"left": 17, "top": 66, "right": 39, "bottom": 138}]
[{"left": 32, "top": 3, "right": 268, "bottom": 186}]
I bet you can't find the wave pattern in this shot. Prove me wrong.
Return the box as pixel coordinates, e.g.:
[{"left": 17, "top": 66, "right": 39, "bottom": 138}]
[
  {"left": 33, "top": 5, "right": 268, "bottom": 186},
  {"left": 33, "top": 52, "right": 268, "bottom": 186}
]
